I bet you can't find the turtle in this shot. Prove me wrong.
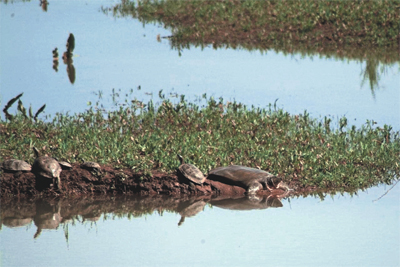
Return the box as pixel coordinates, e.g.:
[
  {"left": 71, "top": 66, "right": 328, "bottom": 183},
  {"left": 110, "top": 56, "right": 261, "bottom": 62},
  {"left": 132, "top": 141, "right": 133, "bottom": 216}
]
[
  {"left": 31, "top": 147, "right": 62, "bottom": 190},
  {"left": 58, "top": 161, "right": 72, "bottom": 170},
  {"left": 207, "top": 165, "right": 291, "bottom": 195},
  {"left": 1, "top": 159, "right": 32, "bottom": 172},
  {"left": 177, "top": 154, "right": 206, "bottom": 185},
  {"left": 81, "top": 161, "right": 101, "bottom": 172}
]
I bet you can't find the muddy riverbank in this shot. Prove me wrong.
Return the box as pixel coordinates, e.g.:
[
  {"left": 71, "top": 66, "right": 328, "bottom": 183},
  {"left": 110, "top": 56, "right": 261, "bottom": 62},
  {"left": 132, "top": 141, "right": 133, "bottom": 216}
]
[{"left": 1, "top": 164, "right": 308, "bottom": 199}]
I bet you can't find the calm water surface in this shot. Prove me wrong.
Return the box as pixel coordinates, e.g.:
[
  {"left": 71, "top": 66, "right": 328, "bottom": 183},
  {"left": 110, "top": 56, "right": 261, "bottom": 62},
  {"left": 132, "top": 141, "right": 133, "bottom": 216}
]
[
  {"left": 1, "top": 185, "right": 399, "bottom": 267},
  {"left": 1, "top": 1, "right": 399, "bottom": 266},
  {"left": 1, "top": 0, "right": 399, "bottom": 129}
]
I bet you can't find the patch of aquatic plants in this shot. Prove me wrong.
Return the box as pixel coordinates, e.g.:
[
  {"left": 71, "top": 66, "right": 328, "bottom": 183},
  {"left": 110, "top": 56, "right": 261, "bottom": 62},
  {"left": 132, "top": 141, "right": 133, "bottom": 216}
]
[
  {"left": 105, "top": 0, "right": 400, "bottom": 53},
  {"left": 104, "top": 0, "right": 399, "bottom": 97},
  {"left": 1, "top": 92, "right": 399, "bottom": 190}
]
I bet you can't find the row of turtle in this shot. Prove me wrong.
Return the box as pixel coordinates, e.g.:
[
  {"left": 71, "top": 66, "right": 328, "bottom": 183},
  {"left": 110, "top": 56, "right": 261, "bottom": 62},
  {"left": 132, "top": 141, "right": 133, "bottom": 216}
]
[
  {"left": 178, "top": 155, "right": 291, "bottom": 195},
  {"left": 1, "top": 147, "right": 100, "bottom": 191},
  {"left": 1, "top": 150, "right": 291, "bottom": 195}
]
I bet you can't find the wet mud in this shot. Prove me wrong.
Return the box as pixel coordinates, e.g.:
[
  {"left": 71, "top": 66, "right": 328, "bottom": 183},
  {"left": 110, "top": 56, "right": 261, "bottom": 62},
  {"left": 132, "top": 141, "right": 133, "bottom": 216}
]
[{"left": 0, "top": 163, "right": 307, "bottom": 199}]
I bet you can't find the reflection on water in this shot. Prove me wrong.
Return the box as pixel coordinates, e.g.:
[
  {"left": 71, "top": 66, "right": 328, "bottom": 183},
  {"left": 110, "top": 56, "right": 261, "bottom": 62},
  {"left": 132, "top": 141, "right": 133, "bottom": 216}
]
[
  {"left": 64, "top": 57, "right": 75, "bottom": 84},
  {"left": 177, "top": 199, "right": 206, "bottom": 226},
  {"left": 177, "top": 195, "right": 284, "bottom": 226},
  {"left": 361, "top": 58, "right": 389, "bottom": 99},
  {"left": 33, "top": 199, "right": 62, "bottom": 239},
  {"left": 1, "top": 184, "right": 399, "bottom": 267},
  {"left": 39, "top": 0, "right": 48, "bottom": 12},
  {"left": 0, "top": 194, "right": 286, "bottom": 238},
  {"left": 1, "top": 0, "right": 398, "bottom": 130},
  {"left": 209, "top": 195, "right": 283, "bottom": 211},
  {"left": 107, "top": 1, "right": 399, "bottom": 97},
  {"left": 52, "top": 48, "right": 59, "bottom": 71},
  {"left": 52, "top": 33, "right": 76, "bottom": 84}
]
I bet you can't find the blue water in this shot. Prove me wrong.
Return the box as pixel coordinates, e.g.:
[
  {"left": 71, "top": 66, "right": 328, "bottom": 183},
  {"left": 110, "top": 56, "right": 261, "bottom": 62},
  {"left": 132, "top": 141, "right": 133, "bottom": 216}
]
[
  {"left": 1, "top": 0, "right": 399, "bottom": 130},
  {"left": 1, "top": 184, "right": 399, "bottom": 267},
  {"left": 1, "top": 1, "right": 399, "bottom": 266}
]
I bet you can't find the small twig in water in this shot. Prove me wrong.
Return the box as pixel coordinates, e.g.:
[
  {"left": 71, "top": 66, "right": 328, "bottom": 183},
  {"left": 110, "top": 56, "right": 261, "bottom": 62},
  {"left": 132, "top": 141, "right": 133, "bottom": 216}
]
[{"left": 372, "top": 179, "right": 399, "bottom": 202}]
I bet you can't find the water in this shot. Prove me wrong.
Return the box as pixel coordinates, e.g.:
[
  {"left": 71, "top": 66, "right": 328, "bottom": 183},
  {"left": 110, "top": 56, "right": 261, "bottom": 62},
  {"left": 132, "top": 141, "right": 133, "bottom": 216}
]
[
  {"left": 1, "top": 184, "right": 399, "bottom": 266},
  {"left": 1, "top": 0, "right": 399, "bottom": 129},
  {"left": 1, "top": 1, "right": 399, "bottom": 266}
]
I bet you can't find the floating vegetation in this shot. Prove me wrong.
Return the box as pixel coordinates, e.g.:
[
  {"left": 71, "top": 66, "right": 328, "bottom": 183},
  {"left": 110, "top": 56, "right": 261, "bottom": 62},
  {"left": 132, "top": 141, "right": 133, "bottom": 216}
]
[
  {"left": 105, "top": 0, "right": 400, "bottom": 53},
  {"left": 1, "top": 91, "right": 399, "bottom": 191}
]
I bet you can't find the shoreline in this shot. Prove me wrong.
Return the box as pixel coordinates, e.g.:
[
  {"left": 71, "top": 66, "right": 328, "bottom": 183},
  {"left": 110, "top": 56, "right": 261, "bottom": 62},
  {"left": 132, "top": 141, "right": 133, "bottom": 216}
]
[{"left": 1, "top": 163, "right": 317, "bottom": 199}]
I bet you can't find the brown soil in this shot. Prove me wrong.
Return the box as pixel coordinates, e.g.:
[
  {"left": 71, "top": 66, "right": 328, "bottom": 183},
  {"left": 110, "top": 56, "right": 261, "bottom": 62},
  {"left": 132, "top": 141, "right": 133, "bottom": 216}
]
[{"left": 0, "top": 164, "right": 312, "bottom": 199}]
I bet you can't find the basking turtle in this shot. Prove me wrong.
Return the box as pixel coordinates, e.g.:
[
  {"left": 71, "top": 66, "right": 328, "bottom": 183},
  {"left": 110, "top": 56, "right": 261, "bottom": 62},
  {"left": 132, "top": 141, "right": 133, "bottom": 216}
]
[
  {"left": 208, "top": 165, "right": 290, "bottom": 195},
  {"left": 177, "top": 154, "right": 206, "bottom": 185},
  {"left": 32, "top": 147, "right": 62, "bottom": 190},
  {"left": 81, "top": 161, "right": 101, "bottom": 172},
  {"left": 58, "top": 161, "right": 72, "bottom": 170},
  {"left": 1, "top": 159, "right": 32, "bottom": 172}
]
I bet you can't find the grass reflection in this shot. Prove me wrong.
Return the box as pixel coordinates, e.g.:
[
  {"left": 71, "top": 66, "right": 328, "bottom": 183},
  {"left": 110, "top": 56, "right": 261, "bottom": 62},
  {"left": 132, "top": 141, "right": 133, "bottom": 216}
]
[{"left": 103, "top": 0, "right": 400, "bottom": 95}]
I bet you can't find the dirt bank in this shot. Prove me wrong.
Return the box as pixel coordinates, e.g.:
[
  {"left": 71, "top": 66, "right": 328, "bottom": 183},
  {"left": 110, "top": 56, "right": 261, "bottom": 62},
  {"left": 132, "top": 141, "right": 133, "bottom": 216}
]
[{"left": 1, "top": 163, "right": 309, "bottom": 199}]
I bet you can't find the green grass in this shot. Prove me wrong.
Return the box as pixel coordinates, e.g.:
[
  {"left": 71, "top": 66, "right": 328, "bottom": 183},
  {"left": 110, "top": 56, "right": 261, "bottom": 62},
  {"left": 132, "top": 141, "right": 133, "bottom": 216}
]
[
  {"left": 1, "top": 91, "right": 399, "bottom": 191},
  {"left": 105, "top": 0, "right": 400, "bottom": 51}
]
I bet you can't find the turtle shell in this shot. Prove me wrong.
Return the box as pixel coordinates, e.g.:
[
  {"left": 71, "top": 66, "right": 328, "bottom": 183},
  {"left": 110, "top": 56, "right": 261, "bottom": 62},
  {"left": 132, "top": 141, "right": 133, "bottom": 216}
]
[
  {"left": 178, "top": 163, "right": 206, "bottom": 185},
  {"left": 1, "top": 159, "right": 32, "bottom": 172},
  {"left": 208, "top": 165, "right": 290, "bottom": 191},
  {"left": 32, "top": 156, "right": 61, "bottom": 179},
  {"left": 58, "top": 161, "right": 72, "bottom": 170},
  {"left": 81, "top": 161, "right": 101, "bottom": 171}
]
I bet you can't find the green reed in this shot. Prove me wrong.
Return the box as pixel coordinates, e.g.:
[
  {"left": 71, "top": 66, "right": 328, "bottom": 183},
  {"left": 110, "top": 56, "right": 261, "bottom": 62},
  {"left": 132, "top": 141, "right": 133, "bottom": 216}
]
[{"left": 1, "top": 92, "right": 399, "bottom": 190}]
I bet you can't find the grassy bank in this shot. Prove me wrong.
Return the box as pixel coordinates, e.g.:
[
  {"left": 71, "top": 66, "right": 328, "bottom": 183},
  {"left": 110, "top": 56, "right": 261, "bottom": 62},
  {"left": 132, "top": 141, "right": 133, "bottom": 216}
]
[
  {"left": 1, "top": 92, "right": 399, "bottom": 191},
  {"left": 106, "top": 0, "right": 400, "bottom": 51}
]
